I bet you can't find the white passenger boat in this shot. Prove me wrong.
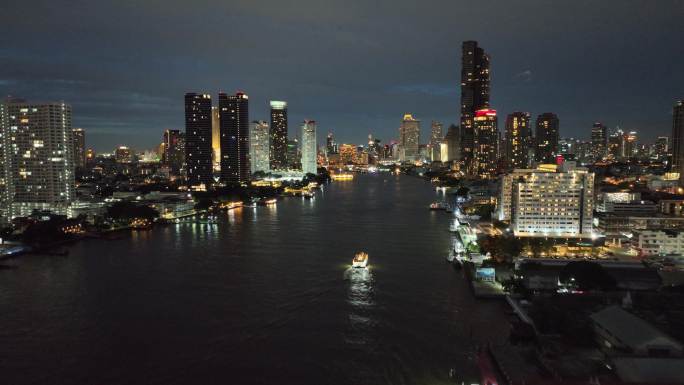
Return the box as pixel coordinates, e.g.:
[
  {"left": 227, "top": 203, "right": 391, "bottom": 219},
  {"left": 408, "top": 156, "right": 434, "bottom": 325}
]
[{"left": 352, "top": 252, "right": 369, "bottom": 268}]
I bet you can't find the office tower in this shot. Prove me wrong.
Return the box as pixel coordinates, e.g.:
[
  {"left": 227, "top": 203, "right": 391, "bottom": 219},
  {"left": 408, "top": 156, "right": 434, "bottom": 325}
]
[
  {"left": 440, "top": 124, "right": 460, "bottom": 163},
  {"left": 473, "top": 109, "right": 498, "bottom": 178},
  {"left": 72, "top": 128, "right": 86, "bottom": 170},
  {"left": 219, "top": 92, "right": 250, "bottom": 184},
  {"left": 162, "top": 129, "right": 184, "bottom": 172},
  {"left": 85, "top": 148, "right": 95, "bottom": 166},
  {"left": 672, "top": 101, "right": 684, "bottom": 182},
  {"left": 269, "top": 101, "right": 288, "bottom": 170},
  {"left": 654, "top": 136, "right": 669, "bottom": 160},
  {"left": 534, "top": 113, "right": 559, "bottom": 163},
  {"left": 326, "top": 132, "right": 338, "bottom": 155},
  {"left": 429, "top": 121, "right": 443, "bottom": 161},
  {"left": 591, "top": 122, "right": 608, "bottom": 160},
  {"left": 301, "top": 120, "right": 317, "bottom": 175},
  {"left": 287, "top": 139, "right": 300, "bottom": 169},
  {"left": 607, "top": 129, "right": 623, "bottom": 159},
  {"left": 503, "top": 162, "right": 594, "bottom": 238},
  {"left": 211, "top": 106, "right": 220, "bottom": 172},
  {"left": 399, "top": 113, "right": 420, "bottom": 161},
  {"left": 1, "top": 98, "right": 75, "bottom": 218},
  {"left": 184, "top": 93, "right": 213, "bottom": 188},
  {"left": 249, "top": 120, "right": 270, "bottom": 174},
  {"left": 460, "top": 41, "right": 490, "bottom": 173},
  {"left": 115, "top": 146, "right": 132, "bottom": 163},
  {"left": 622, "top": 131, "right": 637, "bottom": 159},
  {"left": 505, "top": 112, "right": 531, "bottom": 169}
]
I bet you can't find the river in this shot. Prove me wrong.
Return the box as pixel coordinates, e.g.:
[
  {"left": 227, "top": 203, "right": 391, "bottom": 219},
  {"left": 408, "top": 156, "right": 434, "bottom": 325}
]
[{"left": 0, "top": 174, "right": 507, "bottom": 385}]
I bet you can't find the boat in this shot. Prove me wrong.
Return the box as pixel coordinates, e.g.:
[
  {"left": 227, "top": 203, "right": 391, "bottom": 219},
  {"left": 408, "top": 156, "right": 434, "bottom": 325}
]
[
  {"left": 352, "top": 251, "right": 369, "bottom": 268},
  {"left": 429, "top": 202, "right": 448, "bottom": 210}
]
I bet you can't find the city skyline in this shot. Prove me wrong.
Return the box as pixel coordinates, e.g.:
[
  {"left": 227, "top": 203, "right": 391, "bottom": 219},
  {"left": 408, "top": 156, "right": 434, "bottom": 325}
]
[{"left": 2, "top": 1, "right": 682, "bottom": 151}]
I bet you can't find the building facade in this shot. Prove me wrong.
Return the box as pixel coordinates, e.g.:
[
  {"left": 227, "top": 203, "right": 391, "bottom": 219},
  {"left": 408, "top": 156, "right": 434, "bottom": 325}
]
[
  {"left": 162, "top": 129, "right": 184, "bottom": 173},
  {"left": 429, "top": 121, "right": 443, "bottom": 161},
  {"left": 1, "top": 99, "right": 75, "bottom": 218},
  {"left": 219, "top": 92, "right": 250, "bottom": 184},
  {"left": 473, "top": 109, "right": 498, "bottom": 178},
  {"left": 673, "top": 101, "right": 684, "bottom": 183},
  {"left": 301, "top": 120, "right": 317, "bottom": 175},
  {"left": 399, "top": 114, "right": 420, "bottom": 162},
  {"left": 269, "top": 101, "right": 288, "bottom": 170},
  {"left": 184, "top": 93, "right": 213, "bottom": 188},
  {"left": 534, "top": 113, "right": 559, "bottom": 163},
  {"left": 249, "top": 120, "right": 270, "bottom": 174},
  {"left": 460, "top": 41, "right": 490, "bottom": 175},
  {"left": 509, "top": 163, "right": 594, "bottom": 238},
  {"left": 72, "top": 128, "right": 85, "bottom": 170},
  {"left": 591, "top": 122, "right": 608, "bottom": 160},
  {"left": 505, "top": 112, "right": 531, "bottom": 170}
]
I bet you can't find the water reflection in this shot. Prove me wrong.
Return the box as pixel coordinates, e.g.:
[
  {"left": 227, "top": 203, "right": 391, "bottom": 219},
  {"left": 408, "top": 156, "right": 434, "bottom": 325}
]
[{"left": 344, "top": 267, "right": 375, "bottom": 344}]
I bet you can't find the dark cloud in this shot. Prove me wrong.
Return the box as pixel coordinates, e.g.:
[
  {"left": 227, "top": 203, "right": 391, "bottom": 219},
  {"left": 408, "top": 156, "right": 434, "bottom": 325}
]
[{"left": 1, "top": 0, "right": 682, "bottom": 151}]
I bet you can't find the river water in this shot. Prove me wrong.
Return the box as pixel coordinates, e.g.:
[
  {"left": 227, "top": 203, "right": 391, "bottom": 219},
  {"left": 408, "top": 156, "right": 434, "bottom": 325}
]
[{"left": 0, "top": 174, "right": 507, "bottom": 385}]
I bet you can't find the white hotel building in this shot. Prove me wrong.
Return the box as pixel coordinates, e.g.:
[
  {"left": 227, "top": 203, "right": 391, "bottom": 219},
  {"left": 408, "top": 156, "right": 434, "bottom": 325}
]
[{"left": 499, "top": 162, "right": 595, "bottom": 238}]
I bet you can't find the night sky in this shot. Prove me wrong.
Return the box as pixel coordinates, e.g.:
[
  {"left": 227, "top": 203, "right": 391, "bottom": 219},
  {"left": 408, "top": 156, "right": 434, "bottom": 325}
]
[{"left": 2, "top": 0, "right": 683, "bottom": 152}]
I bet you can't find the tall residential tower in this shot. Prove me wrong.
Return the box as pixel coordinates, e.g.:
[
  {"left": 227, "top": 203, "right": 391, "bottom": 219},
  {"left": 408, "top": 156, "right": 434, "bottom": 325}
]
[
  {"left": 184, "top": 93, "right": 213, "bottom": 188},
  {"left": 460, "top": 41, "right": 490, "bottom": 174},
  {"left": 269, "top": 101, "right": 288, "bottom": 170},
  {"left": 219, "top": 92, "right": 250, "bottom": 184}
]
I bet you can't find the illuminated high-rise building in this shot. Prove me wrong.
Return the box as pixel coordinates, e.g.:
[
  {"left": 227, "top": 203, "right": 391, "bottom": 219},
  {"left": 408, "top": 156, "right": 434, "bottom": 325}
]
[
  {"left": 326, "top": 132, "right": 338, "bottom": 155},
  {"left": 1, "top": 98, "right": 75, "bottom": 218},
  {"left": 399, "top": 113, "right": 420, "bottom": 161},
  {"left": 534, "top": 113, "right": 559, "bottom": 163},
  {"left": 219, "top": 92, "right": 250, "bottom": 184},
  {"left": 301, "top": 120, "right": 317, "bottom": 175},
  {"left": 269, "top": 101, "right": 288, "bottom": 170},
  {"left": 211, "top": 106, "right": 220, "bottom": 172},
  {"left": 249, "top": 120, "right": 270, "bottom": 174},
  {"left": 591, "top": 122, "right": 608, "bottom": 160},
  {"left": 505, "top": 112, "right": 531, "bottom": 169},
  {"left": 184, "top": 93, "right": 213, "bottom": 188},
  {"left": 460, "top": 41, "right": 490, "bottom": 174},
  {"left": 339, "top": 144, "right": 356, "bottom": 164},
  {"left": 115, "top": 146, "right": 132, "bottom": 163},
  {"left": 429, "top": 121, "right": 443, "bottom": 161},
  {"left": 473, "top": 109, "right": 498, "bottom": 178},
  {"left": 162, "top": 129, "right": 184, "bottom": 172},
  {"left": 505, "top": 163, "right": 594, "bottom": 238},
  {"left": 672, "top": 101, "right": 684, "bottom": 182},
  {"left": 654, "top": 136, "right": 669, "bottom": 161},
  {"left": 441, "top": 124, "right": 460, "bottom": 163},
  {"left": 72, "top": 128, "right": 86, "bottom": 170},
  {"left": 622, "top": 131, "right": 638, "bottom": 159}
]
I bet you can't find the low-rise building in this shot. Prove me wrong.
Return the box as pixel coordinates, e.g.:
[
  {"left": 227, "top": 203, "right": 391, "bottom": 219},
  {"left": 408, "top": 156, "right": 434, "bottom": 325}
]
[
  {"left": 633, "top": 229, "right": 684, "bottom": 256},
  {"left": 591, "top": 305, "right": 683, "bottom": 357}
]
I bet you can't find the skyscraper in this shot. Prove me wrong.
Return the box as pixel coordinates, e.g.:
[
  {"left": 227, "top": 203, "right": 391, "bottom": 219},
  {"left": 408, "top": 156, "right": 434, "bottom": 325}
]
[
  {"left": 211, "top": 106, "right": 220, "bottom": 172},
  {"left": 654, "top": 136, "right": 669, "bottom": 161},
  {"left": 505, "top": 112, "right": 531, "bottom": 170},
  {"left": 1, "top": 98, "right": 75, "bottom": 218},
  {"left": 591, "top": 122, "right": 608, "bottom": 160},
  {"left": 162, "top": 129, "right": 184, "bottom": 172},
  {"left": 672, "top": 101, "right": 684, "bottom": 182},
  {"left": 429, "top": 121, "right": 443, "bottom": 161},
  {"left": 326, "top": 132, "right": 338, "bottom": 155},
  {"left": 72, "top": 128, "right": 86, "bottom": 170},
  {"left": 399, "top": 113, "right": 420, "bottom": 161},
  {"left": 534, "top": 113, "right": 559, "bottom": 163},
  {"left": 301, "top": 120, "right": 317, "bottom": 175},
  {"left": 269, "top": 101, "right": 288, "bottom": 170},
  {"left": 184, "top": 93, "right": 213, "bottom": 188},
  {"left": 249, "top": 120, "right": 270, "bottom": 174},
  {"left": 622, "top": 131, "right": 638, "bottom": 159},
  {"left": 473, "top": 109, "right": 498, "bottom": 178},
  {"left": 219, "top": 92, "right": 250, "bottom": 184},
  {"left": 441, "top": 124, "right": 460, "bottom": 163},
  {"left": 460, "top": 41, "right": 490, "bottom": 174}
]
